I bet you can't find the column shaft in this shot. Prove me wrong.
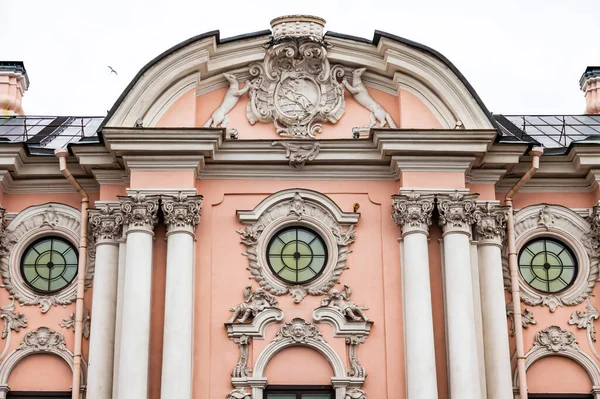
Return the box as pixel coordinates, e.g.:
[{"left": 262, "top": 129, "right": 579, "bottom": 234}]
[
  {"left": 160, "top": 193, "right": 202, "bottom": 399},
  {"left": 392, "top": 192, "right": 438, "bottom": 399},
  {"left": 112, "top": 238, "right": 127, "bottom": 398},
  {"left": 87, "top": 242, "right": 119, "bottom": 399},
  {"left": 87, "top": 204, "right": 123, "bottom": 399}
]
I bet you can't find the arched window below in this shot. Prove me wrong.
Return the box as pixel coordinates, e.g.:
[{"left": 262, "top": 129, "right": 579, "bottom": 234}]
[{"left": 264, "top": 385, "right": 335, "bottom": 399}]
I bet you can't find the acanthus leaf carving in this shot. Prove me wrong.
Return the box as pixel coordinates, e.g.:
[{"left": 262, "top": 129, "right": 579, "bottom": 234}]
[
  {"left": 436, "top": 191, "right": 478, "bottom": 233},
  {"left": 391, "top": 191, "right": 434, "bottom": 234},
  {"left": 89, "top": 204, "right": 123, "bottom": 243},
  {"left": 533, "top": 325, "right": 577, "bottom": 352},
  {"left": 321, "top": 285, "right": 368, "bottom": 322},
  {"left": 245, "top": 17, "right": 346, "bottom": 139},
  {"left": 343, "top": 68, "right": 396, "bottom": 128},
  {"left": 228, "top": 285, "right": 279, "bottom": 323},
  {"left": 161, "top": 192, "right": 203, "bottom": 232},
  {"left": 17, "top": 326, "right": 67, "bottom": 352},
  {"left": 271, "top": 141, "right": 320, "bottom": 169},
  {"left": 569, "top": 298, "right": 600, "bottom": 341},
  {"left": 118, "top": 192, "right": 159, "bottom": 230},
  {"left": 473, "top": 202, "right": 508, "bottom": 242},
  {"left": 346, "top": 334, "right": 366, "bottom": 378},
  {"left": 226, "top": 388, "right": 252, "bottom": 399},
  {"left": 0, "top": 299, "right": 26, "bottom": 339},
  {"left": 59, "top": 307, "right": 91, "bottom": 339},
  {"left": 506, "top": 301, "right": 536, "bottom": 336},
  {"left": 273, "top": 318, "right": 326, "bottom": 344}
]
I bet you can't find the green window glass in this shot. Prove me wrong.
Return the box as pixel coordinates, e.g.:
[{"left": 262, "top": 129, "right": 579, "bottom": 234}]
[
  {"left": 21, "top": 237, "right": 78, "bottom": 294},
  {"left": 267, "top": 226, "right": 327, "bottom": 284},
  {"left": 518, "top": 237, "right": 577, "bottom": 293}
]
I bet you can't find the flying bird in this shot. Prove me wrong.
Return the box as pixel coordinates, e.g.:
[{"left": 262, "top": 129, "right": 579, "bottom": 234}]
[{"left": 107, "top": 66, "right": 118, "bottom": 75}]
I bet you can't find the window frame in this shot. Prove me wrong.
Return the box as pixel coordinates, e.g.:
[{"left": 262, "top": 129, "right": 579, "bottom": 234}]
[
  {"left": 264, "top": 385, "right": 335, "bottom": 399},
  {"left": 7, "top": 392, "right": 72, "bottom": 398}
]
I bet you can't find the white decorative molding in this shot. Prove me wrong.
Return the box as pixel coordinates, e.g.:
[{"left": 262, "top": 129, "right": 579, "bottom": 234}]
[
  {"left": 312, "top": 307, "right": 373, "bottom": 337},
  {"left": 391, "top": 191, "right": 435, "bottom": 235},
  {"left": 506, "top": 302, "right": 536, "bottom": 337},
  {"left": 0, "top": 327, "right": 87, "bottom": 394},
  {"left": 89, "top": 203, "right": 123, "bottom": 244},
  {"left": 245, "top": 317, "right": 363, "bottom": 399},
  {"left": 245, "top": 17, "right": 346, "bottom": 138},
  {"left": 502, "top": 204, "right": 598, "bottom": 312},
  {"left": 160, "top": 192, "right": 203, "bottom": 234},
  {"left": 237, "top": 189, "right": 359, "bottom": 303},
  {"left": 569, "top": 298, "right": 600, "bottom": 363},
  {"left": 271, "top": 141, "right": 320, "bottom": 169},
  {"left": 513, "top": 325, "right": 600, "bottom": 399},
  {"left": 0, "top": 299, "right": 26, "bottom": 339},
  {"left": 320, "top": 285, "right": 369, "bottom": 322},
  {"left": 231, "top": 335, "right": 252, "bottom": 378},
  {"left": 0, "top": 203, "right": 96, "bottom": 313},
  {"left": 226, "top": 388, "right": 252, "bottom": 399},
  {"left": 344, "top": 388, "right": 367, "bottom": 399},
  {"left": 436, "top": 191, "right": 478, "bottom": 235},
  {"left": 203, "top": 73, "right": 250, "bottom": 128},
  {"left": 473, "top": 202, "right": 508, "bottom": 244},
  {"left": 343, "top": 68, "right": 396, "bottom": 128},
  {"left": 225, "top": 307, "right": 284, "bottom": 338},
  {"left": 118, "top": 192, "right": 160, "bottom": 234},
  {"left": 59, "top": 307, "right": 91, "bottom": 340},
  {"left": 227, "top": 285, "right": 279, "bottom": 324}
]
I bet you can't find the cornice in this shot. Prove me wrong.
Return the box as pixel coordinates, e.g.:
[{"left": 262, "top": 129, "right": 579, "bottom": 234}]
[
  {"left": 92, "top": 169, "right": 130, "bottom": 185},
  {"left": 392, "top": 155, "right": 475, "bottom": 173},
  {"left": 0, "top": 171, "right": 100, "bottom": 194},
  {"left": 123, "top": 155, "right": 205, "bottom": 177},
  {"left": 496, "top": 175, "right": 597, "bottom": 193},
  {"left": 466, "top": 169, "right": 507, "bottom": 185}
]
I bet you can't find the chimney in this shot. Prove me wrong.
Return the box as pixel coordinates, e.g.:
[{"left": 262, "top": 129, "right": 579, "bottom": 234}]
[
  {"left": 0, "top": 62, "right": 29, "bottom": 116},
  {"left": 580, "top": 66, "right": 600, "bottom": 114}
]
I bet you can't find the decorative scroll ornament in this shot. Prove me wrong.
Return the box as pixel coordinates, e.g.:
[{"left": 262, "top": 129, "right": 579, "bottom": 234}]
[
  {"left": 246, "top": 16, "right": 345, "bottom": 138},
  {"left": 502, "top": 205, "right": 599, "bottom": 312},
  {"left": 391, "top": 191, "right": 434, "bottom": 234},
  {"left": 237, "top": 190, "right": 358, "bottom": 303},
  {"left": 0, "top": 299, "right": 26, "bottom": 339},
  {"left": 587, "top": 204, "right": 600, "bottom": 253},
  {"left": 506, "top": 301, "right": 536, "bottom": 336},
  {"left": 271, "top": 141, "right": 320, "bottom": 168},
  {"left": 226, "top": 388, "right": 252, "bottom": 399},
  {"left": 17, "top": 327, "right": 67, "bottom": 352},
  {"left": 161, "top": 192, "right": 203, "bottom": 232},
  {"left": 0, "top": 204, "right": 96, "bottom": 313},
  {"left": 0, "top": 208, "right": 8, "bottom": 254},
  {"left": 228, "top": 285, "right": 279, "bottom": 323},
  {"left": 569, "top": 298, "right": 600, "bottom": 363},
  {"left": 89, "top": 204, "right": 123, "bottom": 243},
  {"left": 231, "top": 334, "right": 252, "bottom": 378},
  {"left": 60, "top": 307, "right": 91, "bottom": 339},
  {"left": 273, "top": 318, "right": 326, "bottom": 344},
  {"left": 203, "top": 73, "right": 250, "bottom": 128},
  {"left": 436, "top": 191, "right": 478, "bottom": 232},
  {"left": 321, "top": 285, "right": 369, "bottom": 322},
  {"left": 345, "top": 388, "right": 367, "bottom": 399},
  {"left": 343, "top": 68, "right": 396, "bottom": 128},
  {"left": 119, "top": 193, "right": 159, "bottom": 229},
  {"left": 533, "top": 325, "right": 577, "bottom": 352},
  {"left": 346, "top": 334, "right": 366, "bottom": 378},
  {"left": 473, "top": 202, "right": 508, "bottom": 242}
]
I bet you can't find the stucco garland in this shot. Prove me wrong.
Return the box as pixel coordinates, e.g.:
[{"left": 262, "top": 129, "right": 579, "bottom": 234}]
[
  {"left": 0, "top": 204, "right": 96, "bottom": 313},
  {"left": 237, "top": 189, "right": 359, "bottom": 303},
  {"left": 502, "top": 204, "right": 598, "bottom": 312}
]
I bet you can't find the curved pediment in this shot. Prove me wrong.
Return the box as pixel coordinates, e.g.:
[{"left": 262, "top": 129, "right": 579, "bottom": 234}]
[{"left": 102, "top": 15, "right": 495, "bottom": 137}]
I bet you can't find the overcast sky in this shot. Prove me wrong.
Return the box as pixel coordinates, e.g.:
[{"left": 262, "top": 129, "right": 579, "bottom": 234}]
[{"left": 3, "top": 0, "right": 597, "bottom": 116}]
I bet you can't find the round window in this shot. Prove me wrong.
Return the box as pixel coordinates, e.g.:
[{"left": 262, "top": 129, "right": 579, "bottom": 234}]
[
  {"left": 266, "top": 226, "right": 328, "bottom": 284},
  {"left": 518, "top": 237, "right": 577, "bottom": 293},
  {"left": 21, "top": 237, "right": 78, "bottom": 294}
]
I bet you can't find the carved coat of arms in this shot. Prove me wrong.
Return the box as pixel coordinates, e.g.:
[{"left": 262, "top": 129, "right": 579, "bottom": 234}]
[{"left": 245, "top": 16, "right": 346, "bottom": 138}]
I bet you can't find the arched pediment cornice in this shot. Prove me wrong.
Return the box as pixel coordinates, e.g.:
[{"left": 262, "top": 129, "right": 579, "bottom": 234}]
[{"left": 101, "top": 22, "right": 495, "bottom": 132}]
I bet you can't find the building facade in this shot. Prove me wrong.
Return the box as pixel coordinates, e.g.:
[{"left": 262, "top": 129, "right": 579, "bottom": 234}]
[{"left": 0, "top": 15, "right": 600, "bottom": 399}]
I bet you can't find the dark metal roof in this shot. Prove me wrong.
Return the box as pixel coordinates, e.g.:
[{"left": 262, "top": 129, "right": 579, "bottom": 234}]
[
  {"left": 581, "top": 66, "right": 600, "bottom": 87},
  {"left": 493, "top": 114, "right": 600, "bottom": 155},
  {"left": 0, "top": 61, "right": 29, "bottom": 87}
]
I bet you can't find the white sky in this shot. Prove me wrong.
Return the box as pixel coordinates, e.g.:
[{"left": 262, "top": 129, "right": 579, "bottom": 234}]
[{"left": 3, "top": 0, "right": 598, "bottom": 116}]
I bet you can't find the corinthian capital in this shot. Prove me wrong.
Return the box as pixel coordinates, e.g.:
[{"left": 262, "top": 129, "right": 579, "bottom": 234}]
[
  {"left": 89, "top": 203, "right": 123, "bottom": 243},
  {"left": 473, "top": 202, "right": 508, "bottom": 244},
  {"left": 118, "top": 193, "right": 159, "bottom": 232},
  {"left": 161, "top": 192, "right": 203, "bottom": 233},
  {"left": 436, "top": 191, "right": 478, "bottom": 234},
  {"left": 391, "top": 192, "right": 434, "bottom": 235}
]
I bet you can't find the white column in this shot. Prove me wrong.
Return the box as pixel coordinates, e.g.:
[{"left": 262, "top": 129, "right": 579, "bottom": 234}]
[
  {"left": 160, "top": 193, "right": 202, "bottom": 399},
  {"left": 116, "top": 193, "right": 159, "bottom": 399},
  {"left": 87, "top": 203, "right": 123, "bottom": 399},
  {"left": 437, "top": 192, "right": 482, "bottom": 399},
  {"left": 112, "top": 233, "right": 127, "bottom": 398},
  {"left": 474, "top": 204, "right": 513, "bottom": 399},
  {"left": 392, "top": 193, "right": 438, "bottom": 399}
]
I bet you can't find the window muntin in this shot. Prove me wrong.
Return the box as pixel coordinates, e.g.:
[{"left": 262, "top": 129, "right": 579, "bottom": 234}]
[
  {"left": 518, "top": 237, "right": 577, "bottom": 293},
  {"left": 266, "top": 226, "right": 327, "bottom": 284},
  {"left": 20, "top": 237, "right": 78, "bottom": 294}
]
